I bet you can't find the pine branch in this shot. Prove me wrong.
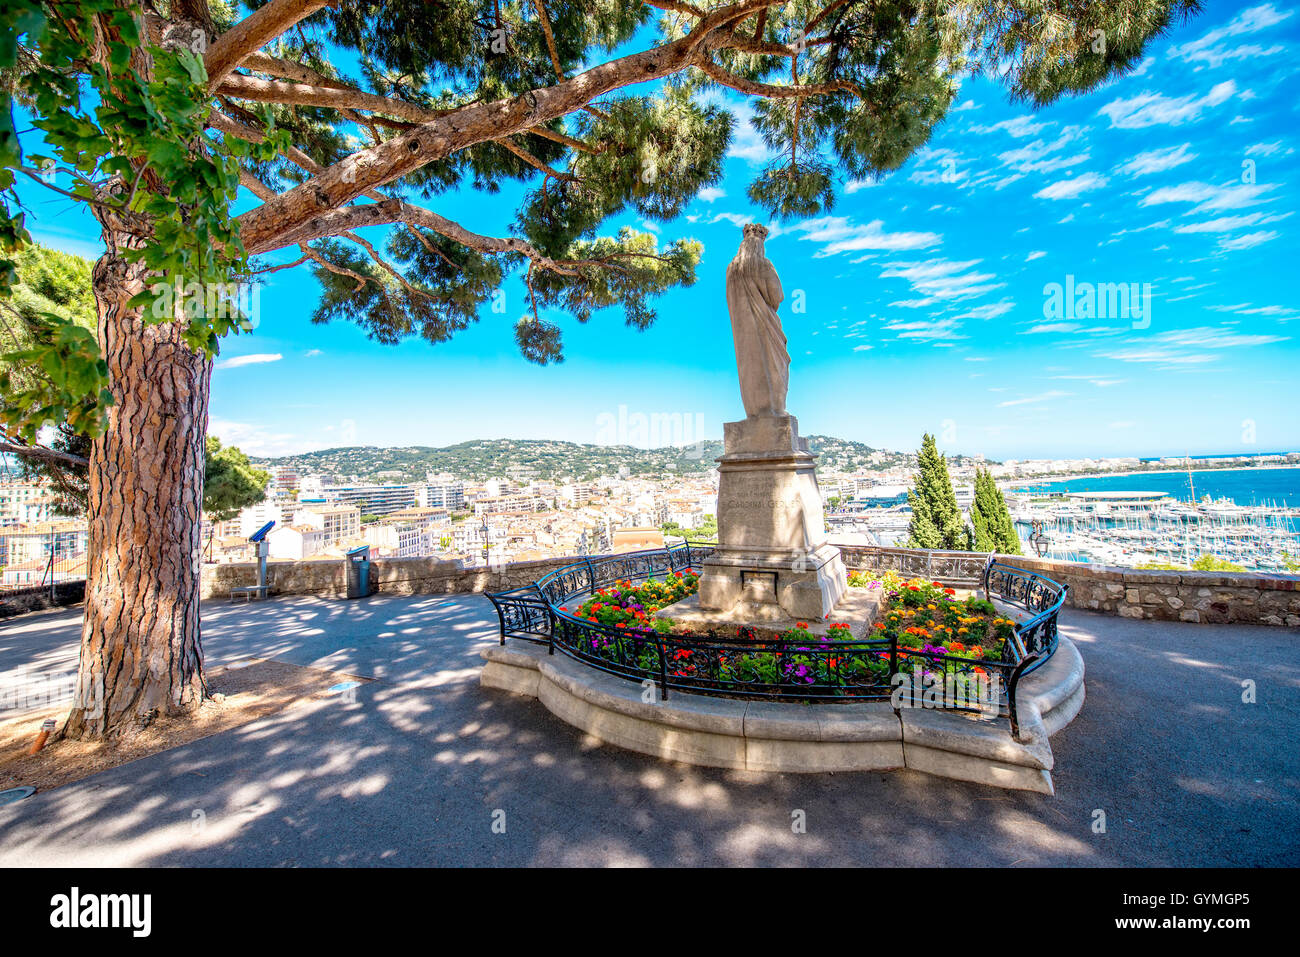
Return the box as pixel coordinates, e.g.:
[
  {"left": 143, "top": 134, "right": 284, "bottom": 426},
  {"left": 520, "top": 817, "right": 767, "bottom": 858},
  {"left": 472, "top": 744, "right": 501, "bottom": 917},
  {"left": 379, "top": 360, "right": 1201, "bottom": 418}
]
[{"left": 204, "top": 0, "right": 333, "bottom": 92}]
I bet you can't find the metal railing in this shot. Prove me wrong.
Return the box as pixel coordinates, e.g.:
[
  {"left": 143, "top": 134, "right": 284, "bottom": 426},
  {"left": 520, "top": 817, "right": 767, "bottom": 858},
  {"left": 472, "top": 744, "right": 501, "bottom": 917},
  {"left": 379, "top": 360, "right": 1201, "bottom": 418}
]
[{"left": 486, "top": 546, "right": 1067, "bottom": 737}]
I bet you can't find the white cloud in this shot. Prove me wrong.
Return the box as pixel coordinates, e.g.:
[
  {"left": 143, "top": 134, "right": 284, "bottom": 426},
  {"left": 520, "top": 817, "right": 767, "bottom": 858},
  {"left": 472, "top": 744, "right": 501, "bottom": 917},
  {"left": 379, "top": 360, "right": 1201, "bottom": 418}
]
[
  {"left": 997, "top": 125, "right": 1087, "bottom": 175},
  {"left": 971, "top": 115, "right": 1047, "bottom": 138},
  {"left": 882, "top": 318, "right": 966, "bottom": 341},
  {"left": 1152, "top": 327, "right": 1288, "bottom": 349},
  {"left": 1218, "top": 230, "right": 1279, "bottom": 251},
  {"left": 907, "top": 147, "right": 969, "bottom": 186},
  {"left": 844, "top": 179, "right": 877, "bottom": 194},
  {"left": 1173, "top": 211, "right": 1287, "bottom": 233},
  {"left": 216, "top": 353, "right": 282, "bottom": 370},
  {"left": 1034, "top": 171, "right": 1108, "bottom": 200},
  {"left": 1207, "top": 302, "right": 1299, "bottom": 319},
  {"left": 1139, "top": 180, "right": 1277, "bottom": 215},
  {"left": 1117, "top": 143, "right": 1196, "bottom": 177},
  {"left": 998, "top": 390, "right": 1072, "bottom": 407},
  {"left": 795, "top": 216, "right": 942, "bottom": 256},
  {"left": 726, "top": 103, "right": 773, "bottom": 163},
  {"left": 1023, "top": 322, "right": 1081, "bottom": 334},
  {"left": 1050, "top": 374, "right": 1128, "bottom": 387},
  {"left": 303, "top": 349, "right": 323, "bottom": 358},
  {"left": 1026, "top": 250, "right": 1046, "bottom": 261},
  {"left": 207, "top": 417, "right": 302, "bottom": 457},
  {"left": 957, "top": 299, "right": 1015, "bottom": 320},
  {"left": 1097, "top": 79, "right": 1236, "bottom": 128},
  {"left": 708, "top": 212, "right": 784, "bottom": 239},
  {"left": 1246, "top": 141, "right": 1291, "bottom": 157},
  {"left": 1099, "top": 348, "right": 1218, "bottom": 365},
  {"left": 878, "top": 258, "right": 1002, "bottom": 303},
  {"left": 1098, "top": 324, "right": 1288, "bottom": 366},
  {"left": 697, "top": 186, "right": 726, "bottom": 203},
  {"left": 1168, "top": 4, "right": 1293, "bottom": 67}
]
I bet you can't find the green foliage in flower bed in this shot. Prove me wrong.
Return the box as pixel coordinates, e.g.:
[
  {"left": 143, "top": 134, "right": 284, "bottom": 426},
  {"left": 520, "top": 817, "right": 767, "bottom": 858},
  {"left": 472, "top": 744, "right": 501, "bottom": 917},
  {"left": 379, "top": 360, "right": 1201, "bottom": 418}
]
[
  {"left": 859, "top": 573, "right": 1017, "bottom": 665},
  {"left": 553, "top": 569, "right": 1020, "bottom": 697}
]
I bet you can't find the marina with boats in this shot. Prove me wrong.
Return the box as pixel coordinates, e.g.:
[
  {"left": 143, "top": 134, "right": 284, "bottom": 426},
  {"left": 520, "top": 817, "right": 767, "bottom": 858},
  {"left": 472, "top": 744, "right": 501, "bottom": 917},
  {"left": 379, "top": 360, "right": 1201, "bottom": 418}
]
[{"left": 826, "top": 466, "right": 1300, "bottom": 572}]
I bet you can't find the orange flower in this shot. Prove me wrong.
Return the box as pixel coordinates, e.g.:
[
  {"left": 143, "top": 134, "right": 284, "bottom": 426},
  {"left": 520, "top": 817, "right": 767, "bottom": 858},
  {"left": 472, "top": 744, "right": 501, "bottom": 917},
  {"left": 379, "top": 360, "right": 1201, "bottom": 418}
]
[{"left": 797, "top": 621, "right": 808, "bottom": 629}]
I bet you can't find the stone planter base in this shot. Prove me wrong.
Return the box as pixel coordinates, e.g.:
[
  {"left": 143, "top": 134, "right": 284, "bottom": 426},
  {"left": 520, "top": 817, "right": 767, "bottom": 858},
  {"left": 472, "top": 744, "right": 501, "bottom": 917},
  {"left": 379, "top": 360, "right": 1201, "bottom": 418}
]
[{"left": 480, "top": 637, "right": 1086, "bottom": 794}]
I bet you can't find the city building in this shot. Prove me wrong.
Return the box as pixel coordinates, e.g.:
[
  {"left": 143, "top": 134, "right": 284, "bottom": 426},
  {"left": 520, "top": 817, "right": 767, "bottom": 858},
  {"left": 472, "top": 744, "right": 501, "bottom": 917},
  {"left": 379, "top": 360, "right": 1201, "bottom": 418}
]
[{"left": 295, "top": 504, "right": 362, "bottom": 542}]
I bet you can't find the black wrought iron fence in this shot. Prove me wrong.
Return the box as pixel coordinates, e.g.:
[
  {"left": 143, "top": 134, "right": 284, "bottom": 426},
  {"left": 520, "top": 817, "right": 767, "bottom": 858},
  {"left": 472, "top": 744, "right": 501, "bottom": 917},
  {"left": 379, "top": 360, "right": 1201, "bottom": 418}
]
[{"left": 486, "top": 546, "right": 1067, "bottom": 737}]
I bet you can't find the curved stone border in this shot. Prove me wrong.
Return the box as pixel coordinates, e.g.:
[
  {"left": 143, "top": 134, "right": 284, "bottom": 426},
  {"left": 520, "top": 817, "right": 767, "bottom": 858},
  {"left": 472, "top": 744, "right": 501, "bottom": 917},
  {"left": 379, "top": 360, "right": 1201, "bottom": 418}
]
[{"left": 480, "top": 637, "right": 1085, "bottom": 794}]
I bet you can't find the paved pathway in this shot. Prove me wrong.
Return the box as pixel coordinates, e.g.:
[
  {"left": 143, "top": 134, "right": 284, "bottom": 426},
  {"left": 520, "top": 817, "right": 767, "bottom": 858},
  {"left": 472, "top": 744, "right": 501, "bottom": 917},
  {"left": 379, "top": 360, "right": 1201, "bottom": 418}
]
[{"left": 0, "top": 595, "right": 1295, "bottom": 866}]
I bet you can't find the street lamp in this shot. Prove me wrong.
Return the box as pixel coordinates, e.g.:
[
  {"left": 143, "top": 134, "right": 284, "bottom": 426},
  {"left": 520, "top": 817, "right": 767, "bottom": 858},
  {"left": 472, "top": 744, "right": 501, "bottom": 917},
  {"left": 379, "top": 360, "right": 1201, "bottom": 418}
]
[{"left": 481, "top": 514, "right": 490, "bottom": 567}]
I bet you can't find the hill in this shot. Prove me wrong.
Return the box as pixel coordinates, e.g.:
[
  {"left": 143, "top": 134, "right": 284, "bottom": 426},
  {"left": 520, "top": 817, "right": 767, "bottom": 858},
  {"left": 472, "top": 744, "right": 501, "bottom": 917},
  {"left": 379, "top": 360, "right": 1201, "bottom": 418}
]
[{"left": 252, "top": 437, "right": 987, "bottom": 483}]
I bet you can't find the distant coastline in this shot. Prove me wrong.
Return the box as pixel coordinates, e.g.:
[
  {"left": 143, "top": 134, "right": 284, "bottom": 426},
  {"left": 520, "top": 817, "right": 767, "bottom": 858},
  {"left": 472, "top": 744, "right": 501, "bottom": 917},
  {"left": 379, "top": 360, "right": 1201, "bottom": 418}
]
[{"left": 1001, "top": 463, "right": 1300, "bottom": 491}]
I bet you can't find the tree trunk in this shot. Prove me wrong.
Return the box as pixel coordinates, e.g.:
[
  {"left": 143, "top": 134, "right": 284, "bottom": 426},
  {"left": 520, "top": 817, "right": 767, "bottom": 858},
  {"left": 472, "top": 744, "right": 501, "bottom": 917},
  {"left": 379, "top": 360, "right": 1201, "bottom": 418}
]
[{"left": 62, "top": 223, "right": 211, "bottom": 740}]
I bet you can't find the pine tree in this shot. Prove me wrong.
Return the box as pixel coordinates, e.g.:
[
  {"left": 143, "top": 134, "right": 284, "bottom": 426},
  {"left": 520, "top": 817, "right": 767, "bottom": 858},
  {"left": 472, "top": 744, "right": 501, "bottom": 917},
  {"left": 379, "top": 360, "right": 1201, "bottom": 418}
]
[
  {"left": 907, "top": 433, "right": 971, "bottom": 550},
  {"left": 1, "top": 0, "right": 1201, "bottom": 741}
]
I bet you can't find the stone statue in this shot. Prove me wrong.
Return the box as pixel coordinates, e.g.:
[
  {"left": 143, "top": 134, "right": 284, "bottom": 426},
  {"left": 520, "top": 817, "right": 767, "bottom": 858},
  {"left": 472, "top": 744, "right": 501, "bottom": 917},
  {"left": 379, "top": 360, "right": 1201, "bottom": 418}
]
[{"left": 726, "top": 224, "right": 788, "bottom": 417}]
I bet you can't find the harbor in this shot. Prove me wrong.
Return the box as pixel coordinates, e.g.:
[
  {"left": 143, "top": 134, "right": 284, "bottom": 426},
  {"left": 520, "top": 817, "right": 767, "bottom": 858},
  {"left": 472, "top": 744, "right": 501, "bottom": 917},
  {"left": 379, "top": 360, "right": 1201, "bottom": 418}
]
[{"left": 827, "top": 467, "right": 1300, "bottom": 572}]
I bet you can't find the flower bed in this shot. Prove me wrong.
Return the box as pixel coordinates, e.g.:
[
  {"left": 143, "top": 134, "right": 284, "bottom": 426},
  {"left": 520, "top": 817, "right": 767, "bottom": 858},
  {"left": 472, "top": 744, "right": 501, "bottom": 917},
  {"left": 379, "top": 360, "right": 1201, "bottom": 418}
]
[
  {"left": 550, "top": 568, "right": 1019, "bottom": 699},
  {"left": 856, "top": 571, "right": 1018, "bottom": 668},
  {"left": 562, "top": 569, "right": 700, "bottom": 633}
]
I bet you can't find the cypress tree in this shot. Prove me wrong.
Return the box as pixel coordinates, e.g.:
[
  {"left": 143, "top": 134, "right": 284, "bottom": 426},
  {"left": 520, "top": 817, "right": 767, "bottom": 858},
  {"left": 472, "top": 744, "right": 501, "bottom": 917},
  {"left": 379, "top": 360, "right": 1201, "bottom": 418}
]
[
  {"left": 970, "top": 469, "right": 998, "bottom": 552},
  {"left": 970, "top": 468, "right": 1021, "bottom": 555},
  {"left": 907, "top": 434, "right": 972, "bottom": 550}
]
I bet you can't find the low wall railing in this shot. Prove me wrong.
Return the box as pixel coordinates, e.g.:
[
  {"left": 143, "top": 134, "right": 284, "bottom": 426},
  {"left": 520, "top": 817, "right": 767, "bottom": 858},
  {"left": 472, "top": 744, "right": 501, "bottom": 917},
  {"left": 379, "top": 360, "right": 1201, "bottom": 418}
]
[{"left": 486, "top": 545, "right": 1066, "bottom": 736}]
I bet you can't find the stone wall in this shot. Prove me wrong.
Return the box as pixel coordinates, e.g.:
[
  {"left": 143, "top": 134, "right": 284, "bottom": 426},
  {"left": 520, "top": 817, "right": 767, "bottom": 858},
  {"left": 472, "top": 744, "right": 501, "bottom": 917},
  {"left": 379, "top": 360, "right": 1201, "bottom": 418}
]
[
  {"left": 200, "top": 555, "right": 582, "bottom": 601},
  {"left": 200, "top": 545, "right": 1300, "bottom": 628},
  {"left": 0, "top": 580, "right": 86, "bottom": 619},
  {"left": 832, "top": 544, "right": 1300, "bottom": 628}
]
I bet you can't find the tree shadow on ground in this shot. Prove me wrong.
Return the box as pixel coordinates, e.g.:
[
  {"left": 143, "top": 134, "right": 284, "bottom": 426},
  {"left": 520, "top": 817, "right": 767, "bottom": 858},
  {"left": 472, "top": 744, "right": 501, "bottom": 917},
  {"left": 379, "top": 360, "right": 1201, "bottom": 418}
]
[{"left": 0, "top": 600, "right": 1295, "bottom": 866}]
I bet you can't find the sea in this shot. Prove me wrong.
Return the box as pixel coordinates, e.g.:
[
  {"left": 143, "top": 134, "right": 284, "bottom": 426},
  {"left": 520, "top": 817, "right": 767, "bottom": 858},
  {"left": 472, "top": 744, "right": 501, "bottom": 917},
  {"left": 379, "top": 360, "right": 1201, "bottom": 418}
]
[{"left": 1015, "top": 466, "right": 1299, "bottom": 508}]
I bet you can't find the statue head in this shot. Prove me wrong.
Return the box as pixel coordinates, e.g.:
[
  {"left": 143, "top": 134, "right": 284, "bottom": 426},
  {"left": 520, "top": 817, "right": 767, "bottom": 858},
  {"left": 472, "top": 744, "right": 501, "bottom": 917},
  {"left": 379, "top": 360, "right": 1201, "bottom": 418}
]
[{"left": 742, "top": 223, "right": 769, "bottom": 241}]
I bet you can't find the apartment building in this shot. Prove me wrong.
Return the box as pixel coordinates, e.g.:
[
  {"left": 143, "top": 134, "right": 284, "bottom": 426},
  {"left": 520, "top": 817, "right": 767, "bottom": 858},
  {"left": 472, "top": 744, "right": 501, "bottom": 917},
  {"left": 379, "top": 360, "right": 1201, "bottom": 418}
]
[
  {"left": 0, "top": 522, "right": 88, "bottom": 568},
  {"left": 473, "top": 493, "right": 548, "bottom": 517},
  {"left": 296, "top": 503, "right": 362, "bottom": 542},
  {"left": 267, "top": 524, "right": 330, "bottom": 560},
  {"left": 423, "top": 477, "right": 466, "bottom": 510},
  {"left": 363, "top": 520, "right": 424, "bottom": 558}
]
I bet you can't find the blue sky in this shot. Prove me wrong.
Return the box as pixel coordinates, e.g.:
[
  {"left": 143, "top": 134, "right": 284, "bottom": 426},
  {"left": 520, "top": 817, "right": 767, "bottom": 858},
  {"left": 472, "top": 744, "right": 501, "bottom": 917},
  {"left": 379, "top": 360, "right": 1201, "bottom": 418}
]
[{"left": 20, "top": 1, "right": 1300, "bottom": 461}]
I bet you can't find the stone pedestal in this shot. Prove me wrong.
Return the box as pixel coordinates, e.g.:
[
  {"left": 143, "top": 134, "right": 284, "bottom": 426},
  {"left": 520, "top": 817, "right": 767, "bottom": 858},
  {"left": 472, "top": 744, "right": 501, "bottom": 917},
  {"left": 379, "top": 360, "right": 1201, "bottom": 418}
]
[{"left": 696, "top": 413, "right": 848, "bottom": 622}]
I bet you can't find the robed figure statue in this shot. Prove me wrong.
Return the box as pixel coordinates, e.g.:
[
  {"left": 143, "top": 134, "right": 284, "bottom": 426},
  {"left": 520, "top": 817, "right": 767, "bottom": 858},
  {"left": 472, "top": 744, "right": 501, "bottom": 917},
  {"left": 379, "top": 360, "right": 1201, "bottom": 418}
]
[{"left": 725, "top": 223, "right": 789, "bottom": 417}]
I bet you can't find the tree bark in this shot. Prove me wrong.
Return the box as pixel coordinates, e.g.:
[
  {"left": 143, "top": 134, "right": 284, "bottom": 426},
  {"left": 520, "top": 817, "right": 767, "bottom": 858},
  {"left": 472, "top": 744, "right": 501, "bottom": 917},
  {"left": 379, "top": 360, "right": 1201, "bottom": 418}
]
[{"left": 62, "top": 221, "right": 210, "bottom": 740}]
